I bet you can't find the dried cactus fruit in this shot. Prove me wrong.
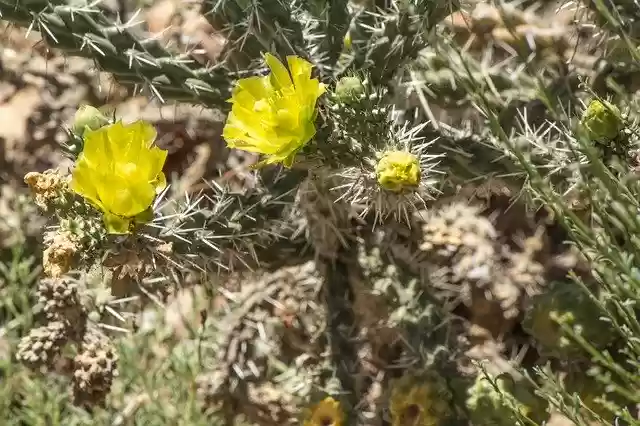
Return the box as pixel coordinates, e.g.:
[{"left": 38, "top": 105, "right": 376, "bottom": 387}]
[
  {"left": 414, "top": 201, "right": 548, "bottom": 336},
  {"left": 72, "top": 328, "right": 119, "bottom": 407},
  {"left": 16, "top": 321, "right": 69, "bottom": 370},
  {"left": 42, "top": 230, "right": 80, "bottom": 278},
  {"left": 24, "top": 169, "right": 69, "bottom": 212},
  {"left": 36, "top": 277, "right": 86, "bottom": 327},
  {"left": 419, "top": 202, "right": 497, "bottom": 261},
  {"left": 522, "top": 281, "right": 615, "bottom": 359}
]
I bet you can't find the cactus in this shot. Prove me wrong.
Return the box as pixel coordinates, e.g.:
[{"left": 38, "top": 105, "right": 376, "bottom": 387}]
[
  {"left": 0, "top": 0, "right": 232, "bottom": 107},
  {"left": 5, "top": 0, "right": 640, "bottom": 424}
]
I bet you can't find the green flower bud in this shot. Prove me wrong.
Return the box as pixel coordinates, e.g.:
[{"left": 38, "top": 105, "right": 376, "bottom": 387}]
[
  {"left": 375, "top": 150, "right": 421, "bottom": 192},
  {"left": 72, "top": 105, "right": 109, "bottom": 136},
  {"left": 334, "top": 76, "right": 364, "bottom": 103},
  {"left": 580, "top": 99, "right": 623, "bottom": 142},
  {"left": 343, "top": 31, "right": 352, "bottom": 50}
]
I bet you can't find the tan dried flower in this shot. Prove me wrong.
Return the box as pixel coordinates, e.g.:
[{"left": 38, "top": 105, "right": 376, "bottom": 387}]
[
  {"left": 43, "top": 230, "right": 80, "bottom": 278},
  {"left": 24, "top": 170, "right": 69, "bottom": 211}
]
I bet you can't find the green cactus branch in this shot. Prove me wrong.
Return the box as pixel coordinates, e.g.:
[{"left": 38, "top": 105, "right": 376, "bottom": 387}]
[
  {"left": 155, "top": 167, "right": 309, "bottom": 273},
  {"left": 0, "top": 0, "right": 232, "bottom": 109},
  {"left": 344, "top": 0, "right": 459, "bottom": 85},
  {"left": 201, "top": 0, "right": 307, "bottom": 68},
  {"left": 296, "top": 0, "right": 350, "bottom": 77}
]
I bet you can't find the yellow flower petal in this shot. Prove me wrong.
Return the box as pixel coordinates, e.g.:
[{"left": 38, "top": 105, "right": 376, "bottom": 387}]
[
  {"left": 70, "top": 156, "right": 104, "bottom": 210},
  {"left": 80, "top": 126, "right": 114, "bottom": 171},
  {"left": 236, "top": 75, "right": 272, "bottom": 101},
  {"left": 287, "top": 55, "right": 313, "bottom": 88},
  {"left": 265, "top": 53, "right": 293, "bottom": 90},
  {"left": 153, "top": 171, "right": 167, "bottom": 194},
  {"left": 95, "top": 174, "right": 155, "bottom": 218}
]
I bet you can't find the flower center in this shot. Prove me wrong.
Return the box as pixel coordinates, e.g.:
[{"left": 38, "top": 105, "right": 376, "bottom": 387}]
[
  {"left": 319, "top": 416, "right": 334, "bottom": 426},
  {"left": 116, "top": 162, "right": 138, "bottom": 178},
  {"left": 253, "top": 99, "right": 270, "bottom": 112},
  {"left": 400, "top": 404, "right": 421, "bottom": 425}
]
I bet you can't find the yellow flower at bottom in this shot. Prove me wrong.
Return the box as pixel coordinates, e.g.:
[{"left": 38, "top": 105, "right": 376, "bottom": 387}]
[
  {"left": 376, "top": 150, "right": 421, "bottom": 192},
  {"left": 70, "top": 120, "right": 168, "bottom": 234},
  {"left": 389, "top": 374, "right": 452, "bottom": 426},
  {"left": 222, "top": 53, "right": 326, "bottom": 168},
  {"left": 303, "top": 397, "right": 344, "bottom": 426}
]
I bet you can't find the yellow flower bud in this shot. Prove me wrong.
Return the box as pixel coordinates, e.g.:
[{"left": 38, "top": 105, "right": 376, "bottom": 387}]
[
  {"left": 222, "top": 53, "right": 326, "bottom": 168},
  {"left": 70, "top": 120, "right": 168, "bottom": 234},
  {"left": 376, "top": 150, "right": 421, "bottom": 192},
  {"left": 580, "top": 99, "right": 623, "bottom": 142},
  {"left": 72, "top": 105, "right": 110, "bottom": 135}
]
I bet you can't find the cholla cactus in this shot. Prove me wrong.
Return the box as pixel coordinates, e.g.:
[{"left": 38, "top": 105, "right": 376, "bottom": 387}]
[
  {"left": 7, "top": 0, "right": 640, "bottom": 424},
  {"left": 16, "top": 321, "right": 69, "bottom": 370}
]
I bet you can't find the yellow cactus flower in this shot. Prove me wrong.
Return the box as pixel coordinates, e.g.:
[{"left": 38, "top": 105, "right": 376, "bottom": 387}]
[
  {"left": 303, "top": 397, "right": 344, "bottom": 426},
  {"left": 70, "top": 120, "right": 168, "bottom": 234},
  {"left": 389, "top": 373, "right": 452, "bottom": 426},
  {"left": 222, "top": 53, "right": 326, "bottom": 168},
  {"left": 376, "top": 150, "right": 421, "bottom": 192}
]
